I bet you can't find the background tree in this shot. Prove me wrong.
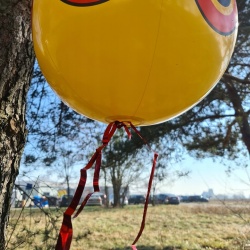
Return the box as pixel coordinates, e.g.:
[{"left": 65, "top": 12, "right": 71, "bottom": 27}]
[
  {"left": 22, "top": 67, "right": 98, "bottom": 186},
  {"left": 0, "top": 1, "right": 35, "bottom": 248},
  {"left": 100, "top": 126, "right": 188, "bottom": 206},
  {"left": 102, "top": 130, "right": 146, "bottom": 207}
]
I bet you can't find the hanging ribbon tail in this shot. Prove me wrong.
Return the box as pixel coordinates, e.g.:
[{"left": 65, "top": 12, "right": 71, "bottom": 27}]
[
  {"left": 55, "top": 121, "right": 158, "bottom": 250},
  {"left": 55, "top": 214, "right": 73, "bottom": 250},
  {"left": 93, "top": 150, "right": 102, "bottom": 192},
  {"left": 55, "top": 168, "right": 87, "bottom": 250},
  {"left": 74, "top": 192, "right": 93, "bottom": 218},
  {"left": 74, "top": 150, "right": 102, "bottom": 218},
  {"left": 131, "top": 152, "right": 159, "bottom": 248},
  {"left": 55, "top": 122, "right": 123, "bottom": 250},
  {"left": 131, "top": 245, "right": 138, "bottom": 250}
]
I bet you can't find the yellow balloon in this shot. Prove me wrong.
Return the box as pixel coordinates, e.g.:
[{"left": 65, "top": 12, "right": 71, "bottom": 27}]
[{"left": 32, "top": 0, "right": 238, "bottom": 126}]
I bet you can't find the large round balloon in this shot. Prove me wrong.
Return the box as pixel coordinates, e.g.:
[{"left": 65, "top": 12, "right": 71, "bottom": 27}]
[{"left": 32, "top": 0, "right": 238, "bottom": 126}]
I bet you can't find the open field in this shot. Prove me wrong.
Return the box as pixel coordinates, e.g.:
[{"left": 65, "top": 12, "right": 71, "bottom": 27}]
[{"left": 6, "top": 200, "right": 250, "bottom": 250}]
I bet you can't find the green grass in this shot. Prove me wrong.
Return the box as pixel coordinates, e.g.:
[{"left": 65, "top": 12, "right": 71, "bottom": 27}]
[{"left": 6, "top": 201, "right": 250, "bottom": 250}]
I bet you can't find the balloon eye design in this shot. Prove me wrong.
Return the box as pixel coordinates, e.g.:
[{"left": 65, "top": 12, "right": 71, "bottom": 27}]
[
  {"left": 195, "top": 0, "right": 237, "bottom": 35},
  {"left": 61, "top": 0, "right": 109, "bottom": 6},
  {"left": 218, "top": 0, "right": 231, "bottom": 7}
]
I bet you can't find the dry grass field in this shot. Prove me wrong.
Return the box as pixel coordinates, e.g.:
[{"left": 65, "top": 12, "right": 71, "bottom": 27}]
[{"left": 6, "top": 200, "right": 250, "bottom": 250}]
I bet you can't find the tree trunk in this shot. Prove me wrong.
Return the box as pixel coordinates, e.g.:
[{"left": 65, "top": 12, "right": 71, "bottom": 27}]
[
  {"left": 111, "top": 173, "right": 122, "bottom": 207},
  {"left": 66, "top": 175, "right": 70, "bottom": 196},
  {"left": 0, "top": 1, "right": 35, "bottom": 249},
  {"left": 225, "top": 81, "right": 250, "bottom": 154}
]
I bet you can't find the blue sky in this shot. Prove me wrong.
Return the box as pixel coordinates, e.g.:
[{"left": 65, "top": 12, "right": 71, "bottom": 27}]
[{"left": 157, "top": 156, "right": 250, "bottom": 197}]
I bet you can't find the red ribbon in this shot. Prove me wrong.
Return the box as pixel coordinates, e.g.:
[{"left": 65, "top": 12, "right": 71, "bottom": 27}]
[{"left": 55, "top": 121, "right": 158, "bottom": 250}]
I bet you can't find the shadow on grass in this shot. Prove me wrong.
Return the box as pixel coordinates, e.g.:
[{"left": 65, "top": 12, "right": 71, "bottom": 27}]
[{"left": 114, "top": 246, "right": 179, "bottom": 250}]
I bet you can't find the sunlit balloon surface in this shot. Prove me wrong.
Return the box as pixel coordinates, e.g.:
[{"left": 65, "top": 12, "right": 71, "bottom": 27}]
[{"left": 32, "top": 0, "right": 238, "bottom": 126}]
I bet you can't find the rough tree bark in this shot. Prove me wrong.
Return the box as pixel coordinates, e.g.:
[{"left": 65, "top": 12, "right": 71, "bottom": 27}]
[{"left": 0, "top": 1, "right": 35, "bottom": 249}]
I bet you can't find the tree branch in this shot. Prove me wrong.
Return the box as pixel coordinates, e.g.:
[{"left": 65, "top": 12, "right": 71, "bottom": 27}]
[{"left": 222, "top": 73, "right": 250, "bottom": 85}]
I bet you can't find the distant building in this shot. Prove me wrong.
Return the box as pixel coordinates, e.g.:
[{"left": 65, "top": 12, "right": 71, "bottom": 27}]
[{"left": 202, "top": 188, "right": 214, "bottom": 199}]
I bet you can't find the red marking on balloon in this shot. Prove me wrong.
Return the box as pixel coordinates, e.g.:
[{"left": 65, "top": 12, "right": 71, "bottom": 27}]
[
  {"left": 196, "top": 0, "right": 237, "bottom": 35},
  {"left": 61, "top": 0, "right": 108, "bottom": 7}
]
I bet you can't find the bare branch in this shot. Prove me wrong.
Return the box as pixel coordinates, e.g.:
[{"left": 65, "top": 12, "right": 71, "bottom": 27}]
[{"left": 222, "top": 73, "right": 250, "bottom": 85}]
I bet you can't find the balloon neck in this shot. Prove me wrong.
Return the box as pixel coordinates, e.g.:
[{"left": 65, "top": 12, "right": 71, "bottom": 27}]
[{"left": 105, "top": 116, "right": 144, "bottom": 126}]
